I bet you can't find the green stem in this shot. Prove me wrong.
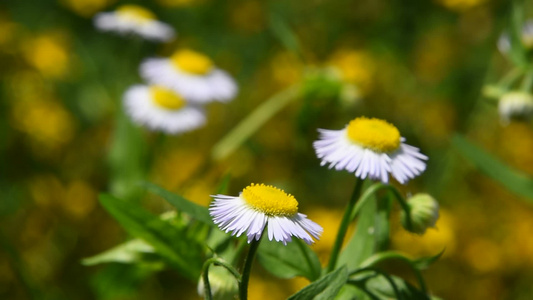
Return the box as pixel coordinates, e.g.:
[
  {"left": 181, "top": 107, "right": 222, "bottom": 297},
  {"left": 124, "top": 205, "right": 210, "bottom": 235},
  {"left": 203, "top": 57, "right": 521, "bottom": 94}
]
[
  {"left": 499, "top": 67, "right": 524, "bottom": 90},
  {"left": 359, "top": 251, "right": 428, "bottom": 294},
  {"left": 326, "top": 179, "right": 364, "bottom": 273},
  {"left": 239, "top": 238, "right": 262, "bottom": 300},
  {"left": 521, "top": 69, "right": 533, "bottom": 92},
  {"left": 211, "top": 84, "right": 300, "bottom": 161},
  {"left": 201, "top": 258, "right": 242, "bottom": 300},
  {"left": 349, "top": 183, "right": 413, "bottom": 232}
]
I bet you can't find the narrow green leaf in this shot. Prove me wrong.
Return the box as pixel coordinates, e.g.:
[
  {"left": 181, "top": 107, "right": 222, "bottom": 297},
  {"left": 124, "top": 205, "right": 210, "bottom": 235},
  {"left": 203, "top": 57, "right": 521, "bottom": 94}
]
[
  {"left": 269, "top": 13, "right": 302, "bottom": 58},
  {"left": 452, "top": 134, "right": 533, "bottom": 201},
  {"left": 288, "top": 266, "right": 348, "bottom": 300},
  {"left": 99, "top": 194, "right": 203, "bottom": 280},
  {"left": 211, "top": 84, "right": 300, "bottom": 161},
  {"left": 216, "top": 173, "right": 232, "bottom": 194},
  {"left": 141, "top": 181, "right": 214, "bottom": 226},
  {"left": 257, "top": 239, "right": 321, "bottom": 281},
  {"left": 413, "top": 249, "right": 445, "bottom": 270},
  {"left": 82, "top": 239, "right": 155, "bottom": 266}
]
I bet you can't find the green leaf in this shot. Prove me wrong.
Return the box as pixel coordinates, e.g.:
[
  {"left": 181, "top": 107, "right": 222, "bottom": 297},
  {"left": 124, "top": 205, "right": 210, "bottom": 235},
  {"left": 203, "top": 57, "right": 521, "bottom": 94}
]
[
  {"left": 334, "top": 284, "right": 367, "bottom": 300},
  {"left": 358, "top": 251, "right": 428, "bottom": 294},
  {"left": 99, "top": 194, "right": 204, "bottom": 280},
  {"left": 363, "top": 275, "right": 430, "bottom": 300},
  {"left": 413, "top": 249, "right": 445, "bottom": 270},
  {"left": 269, "top": 13, "right": 302, "bottom": 58},
  {"left": 82, "top": 239, "right": 155, "bottom": 266},
  {"left": 338, "top": 191, "right": 378, "bottom": 270},
  {"left": 374, "top": 194, "right": 392, "bottom": 252},
  {"left": 210, "top": 84, "right": 300, "bottom": 161},
  {"left": 257, "top": 238, "right": 321, "bottom": 281},
  {"left": 452, "top": 134, "right": 533, "bottom": 201},
  {"left": 288, "top": 266, "right": 348, "bottom": 300},
  {"left": 141, "top": 182, "right": 215, "bottom": 226}
]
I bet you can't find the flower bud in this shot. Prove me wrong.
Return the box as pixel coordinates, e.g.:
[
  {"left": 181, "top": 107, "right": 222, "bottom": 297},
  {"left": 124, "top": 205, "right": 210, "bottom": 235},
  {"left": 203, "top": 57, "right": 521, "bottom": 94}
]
[
  {"left": 401, "top": 194, "right": 439, "bottom": 235},
  {"left": 498, "top": 91, "right": 533, "bottom": 124},
  {"left": 198, "top": 265, "right": 239, "bottom": 300}
]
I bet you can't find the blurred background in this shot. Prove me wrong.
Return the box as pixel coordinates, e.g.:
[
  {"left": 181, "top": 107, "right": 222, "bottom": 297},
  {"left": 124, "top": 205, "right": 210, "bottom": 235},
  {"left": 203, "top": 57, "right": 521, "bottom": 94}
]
[{"left": 1, "top": 0, "right": 533, "bottom": 299}]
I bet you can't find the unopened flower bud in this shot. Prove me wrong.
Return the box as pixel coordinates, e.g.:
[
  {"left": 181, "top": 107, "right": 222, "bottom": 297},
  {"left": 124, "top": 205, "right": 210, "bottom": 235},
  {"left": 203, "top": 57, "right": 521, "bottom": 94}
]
[
  {"left": 198, "top": 265, "right": 238, "bottom": 300},
  {"left": 401, "top": 194, "right": 439, "bottom": 235},
  {"left": 498, "top": 91, "right": 533, "bottom": 124}
]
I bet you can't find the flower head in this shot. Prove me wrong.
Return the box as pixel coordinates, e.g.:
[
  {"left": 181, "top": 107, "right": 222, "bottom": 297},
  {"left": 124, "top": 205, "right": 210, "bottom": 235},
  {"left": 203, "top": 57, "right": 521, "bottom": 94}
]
[
  {"left": 209, "top": 184, "right": 322, "bottom": 245},
  {"left": 401, "top": 193, "right": 439, "bottom": 235},
  {"left": 313, "top": 117, "right": 427, "bottom": 184},
  {"left": 123, "top": 84, "right": 205, "bottom": 134},
  {"left": 93, "top": 5, "right": 175, "bottom": 42},
  {"left": 498, "top": 91, "right": 533, "bottom": 124},
  {"left": 140, "top": 49, "right": 238, "bottom": 104}
]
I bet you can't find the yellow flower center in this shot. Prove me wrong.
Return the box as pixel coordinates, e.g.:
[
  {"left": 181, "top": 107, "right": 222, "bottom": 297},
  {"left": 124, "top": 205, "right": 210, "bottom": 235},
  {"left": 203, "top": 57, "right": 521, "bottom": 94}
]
[
  {"left": 116, "top": 5, "right": 156, "bottom": 22},
  {"left": 150, "top": 86, "right": 186, "bottom": 110},
  {"left": 170, "top": 49, "right": 214, "bottom": 75},
  {"left": 346, "top": 117, "right": 401, "bottom": 153},
  {"left": 241, "top": 184, "right": 298, "bottom": 216}
]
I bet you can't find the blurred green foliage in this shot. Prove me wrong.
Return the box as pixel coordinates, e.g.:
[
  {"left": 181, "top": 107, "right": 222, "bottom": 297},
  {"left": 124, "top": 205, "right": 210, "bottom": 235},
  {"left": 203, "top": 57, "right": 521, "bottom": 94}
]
[{"left": 2, "top": 0, "right": 533, "bottom": 299}]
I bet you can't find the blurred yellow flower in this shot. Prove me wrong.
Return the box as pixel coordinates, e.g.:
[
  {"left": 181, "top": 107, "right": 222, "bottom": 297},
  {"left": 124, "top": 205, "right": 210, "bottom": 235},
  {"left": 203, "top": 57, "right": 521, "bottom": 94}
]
[
  {"left": 183, "top": 180, "right": 214, "bottom": 207},
  {"left": 29, "top": 174, "right": 65, "bottom": 208},
  {"left": 328, "top": 49, "right": 375, "bottom": 95},
  {"left": 60, "top": 0, "right": 115, "bottom": 17},
  {"left": 22, "top": 33, "right": 72, "bottom": 79},
  {"left": 307, "top": 207, "right": 352, "bottom": 265},
  {"left": 64, "top": 181, "right": 97, "bottom": 219},
  {"left": 414, "top": 30, "right": 455, "bottom": 84},
  {"left": 462, "top": 238, "right": 503, "bottom": 273},
  {"left": 150, "top": 148, "right": 204, "bottom": 189},
  {"left": 248, "top": 275, "right": 291, "bottom": 300},
  {"left": 417, "top": 100, "right": 456, "bottom": 145},
  {"left": 270, "top": 51, "right": 304, "bottom": 87},
  {"left": 499, "top": 123, "right": 533, "bottom": 174},
  {"left": 156, "top": 0, "right": 196, "bottom": 8},
  {"left": 11, "top": 98, "right": 76, "bottom": 154},
  {"left": 392, "top": 209, "right": 456, "bottom": 258},
  {"left": 0, "top": 15, "right": 19, "bottom": 49},
  {"left": 435, "top": 0, "right": 486, "bottom": 12},
  {"left": 230, "top": 0, "right": 266, "bottom": 33}
]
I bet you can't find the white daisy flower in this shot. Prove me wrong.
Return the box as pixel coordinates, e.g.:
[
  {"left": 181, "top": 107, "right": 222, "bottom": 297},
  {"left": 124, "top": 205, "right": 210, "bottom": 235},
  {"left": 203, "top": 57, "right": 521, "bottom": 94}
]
[
  {"left": 313, "top": 117, "right": 427, "bottom": 184},
  {"left": 123, "top": 84, "right": 206, "bottom": 134},
  {"left": 140, "top": 49, "right": 238, "bottom": 104},
  {"left": 498, "top": 91, "right": 533, "bottom": 124},
  {"left": 209, "top": 183, "right": 323, "bottom": 245},
  {"left": 94, "top": 5, "right": 175, "bottom": 42}
]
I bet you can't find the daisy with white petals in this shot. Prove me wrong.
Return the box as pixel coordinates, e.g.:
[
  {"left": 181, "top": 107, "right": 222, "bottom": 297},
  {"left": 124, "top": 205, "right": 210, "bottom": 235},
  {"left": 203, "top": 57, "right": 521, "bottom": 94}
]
[
  {"left": 124, "top": 84, "right": 205, "bottom": 134},
  {"left": 314, "top": 117, "right": 427, "bottom": 184},
  {"left": 140, "top": 49, "right": 238, "bottom": 104},
  {"left": 210, "top": 184, "right": 322, "bottom": 245},
  {"left": 94, "top": 5, "right": 175, "bottom": 42}
]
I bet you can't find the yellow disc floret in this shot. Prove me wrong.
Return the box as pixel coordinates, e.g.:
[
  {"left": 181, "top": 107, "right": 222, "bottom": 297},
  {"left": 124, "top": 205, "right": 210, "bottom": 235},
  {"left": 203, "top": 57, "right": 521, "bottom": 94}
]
[
  {"left": 346, "top": 117, "right": 401, "bottom": 153},
  {"left": 150, "top": 86, "right": 186, "bottom": 110},
  {"left": 241, "top": 184, "right": 299, "bottom": 216},
  {"left": 116, "top": 5, "right": 156, "bottom": 22},
  {"left": 171, "top": 49, "right": 214, "bottom": 75}
]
